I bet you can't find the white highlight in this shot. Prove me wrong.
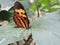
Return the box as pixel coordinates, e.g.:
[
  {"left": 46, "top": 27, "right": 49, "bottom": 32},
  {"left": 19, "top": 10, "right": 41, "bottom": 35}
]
[
  {"left": 29, "top": 0, "right": 34, "bottom": 3},
  {"left": 0, "top": 38, "right": 5, "bottom": 44},
  {"left": 1, "top": 6, "right": 11, "bottom": 11}
]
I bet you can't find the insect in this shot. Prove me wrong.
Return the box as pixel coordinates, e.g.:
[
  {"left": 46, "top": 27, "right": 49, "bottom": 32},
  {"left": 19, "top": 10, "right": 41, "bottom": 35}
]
[{"left": 13, "top": 1, "right": 30, "bottom": 29}]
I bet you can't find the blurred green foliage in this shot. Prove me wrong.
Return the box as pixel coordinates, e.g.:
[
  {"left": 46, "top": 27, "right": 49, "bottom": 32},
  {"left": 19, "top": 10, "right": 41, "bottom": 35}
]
[
  {"left": 0, "top": 10, "right": 11, "bottom": 22},
  {"left": 31, "top": 0, "right": 60, "bottom": 12}
]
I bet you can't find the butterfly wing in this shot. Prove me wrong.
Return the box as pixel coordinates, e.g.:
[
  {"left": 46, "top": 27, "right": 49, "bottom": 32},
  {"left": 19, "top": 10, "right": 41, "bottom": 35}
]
[{"left": 13, "top": 1, "right": 29, "bottom": 28}]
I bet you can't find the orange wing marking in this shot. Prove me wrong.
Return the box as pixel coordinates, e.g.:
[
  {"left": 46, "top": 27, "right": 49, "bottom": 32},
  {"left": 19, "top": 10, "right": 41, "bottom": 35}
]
[{"left": 15, "top": 9, "right": 26, "bottom": 17}]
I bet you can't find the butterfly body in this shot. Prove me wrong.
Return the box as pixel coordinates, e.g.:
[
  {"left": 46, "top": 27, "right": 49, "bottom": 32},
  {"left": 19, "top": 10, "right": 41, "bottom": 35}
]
[{"left": 13, "top": 1, "right": 29, "bottom": 29}]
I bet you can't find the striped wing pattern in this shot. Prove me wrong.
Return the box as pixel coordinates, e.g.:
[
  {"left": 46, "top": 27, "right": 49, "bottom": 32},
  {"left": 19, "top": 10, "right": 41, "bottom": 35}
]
[{"left": 13, "top": 1, "right": 29, "bottom": 29}]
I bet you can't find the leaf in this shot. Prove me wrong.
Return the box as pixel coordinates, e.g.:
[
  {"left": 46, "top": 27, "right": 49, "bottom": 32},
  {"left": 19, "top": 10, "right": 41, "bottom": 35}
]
[
  {"left": 0, "top": 0, "right": 16, "bottom": 7},
  {"left": 20, "top": 0, "right": 31, "bottom": 10},
  {"left": 50, "top": 0, "right": 59, "bottom": 5},
  {"left": 31, "top": 0, "right": 60, "bottom": 12},
  {"left": 31, "top": 11, "right": 60, "bottom": 45},
  {"left": 0, "top": 0, "right": 16, "bottom": 11},
  {"left": 31, "top": 3, "right": 36, "bottom": 11},
  {"left": 50, "top": 8, "right": 60, "bottom": 12},
  {"left": 0, "top": 25, "right": 31, "bottom": 45},
  {"left": 26, "top": 9, "right": 34, "bottom": 18}
]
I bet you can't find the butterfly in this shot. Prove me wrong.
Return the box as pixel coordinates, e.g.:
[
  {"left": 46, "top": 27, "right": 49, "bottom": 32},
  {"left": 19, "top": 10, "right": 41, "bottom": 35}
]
[{"left": 13, "top": 1, "right": 30, "bottom": 29}]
